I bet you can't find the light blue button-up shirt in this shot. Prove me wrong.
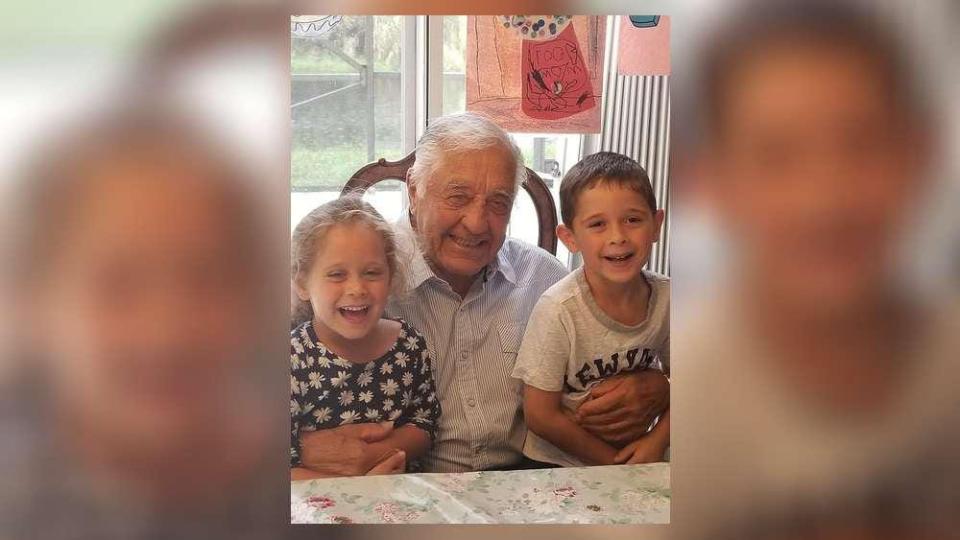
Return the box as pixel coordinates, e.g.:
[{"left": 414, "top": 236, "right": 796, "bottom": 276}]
[{"left": 387, "top": 217, "right": 567, "bottom": 472}]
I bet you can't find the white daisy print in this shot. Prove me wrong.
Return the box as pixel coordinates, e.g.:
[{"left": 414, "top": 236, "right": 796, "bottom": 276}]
[
  {"left": 303, "top": 354, "right": 315, "bottom": 368},
  {"left": 401, "top": 372, "right": 414, "bottom": 387},
  {"left": 290, "top": 399, "right": 301, "bottom": 415},
  {"left": 413, "top": 407, "right": 431, "bottom": 423},
  {"left": 380, "top": 379, "right": 399, "bottom": 396},
  {"left": 301, "top": 402, "right": 315, "bottom": 415},
  {"left": 393, "top": 352, "right": 410, "bottom": 368},
  {"left": 383, "top": 398, "right": 394, "bottom": 411},
  {"left": 290, "top": 354, "right": 303, "bottom": 370},
  {"left": 357, "top": 371, "right": 373, "bottom": 387},
  {"left": 338, "top": 390, "right": 355, "bottom": 406},
  {"left": 307, "top": 371, "right": 325, "bottom": 389},
  {"left": 292, "top": 339, "right": 305, "bottom": 355},
  {"left": 405, "top": 336, "right": 419, "bottom": 350},
  {"left": 298, "top": 381, "right": 310, "bottom": 396},
  {"left": 317, "top": 355, "right": 331, "bottom": 369},
  {"left": 333, "top": 356, "right": 352, "bottom": 368},
  {"left": 364, "top": 408, "right": 382, "bottom": 421},
  {"left": 312, "top": 407, "right": 332, "bottom": 423},
  {"left": 331, "top": 370, "right": 351, "bottom": 388},
  {"left": 388, "top": 409, "right": 402, "bottom": 421},
  {"left": 339, "top": 410, "right": 360, "bottom": 424},
  {"left": 379, "top": 363, "right": 393, "bottom": 375},
  {"left": 401, "top": 390, "right": 413, "bottom": 408},
  {"left": 358, "top": 390, "right": 374, "bottom": 403},
  {"left": 290, "top": 375, "right": 301, "bottom": 395}
]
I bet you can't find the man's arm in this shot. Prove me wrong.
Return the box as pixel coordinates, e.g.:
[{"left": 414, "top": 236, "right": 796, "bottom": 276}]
[
  {"left": 524, "top": 385, "right": 620, "bottom": 466},
  {"left": 297, "top": 422, "right": 398, "bottom": 477},
  {"left": 576, "top": 369, "right": 669, "bottom": 446}
]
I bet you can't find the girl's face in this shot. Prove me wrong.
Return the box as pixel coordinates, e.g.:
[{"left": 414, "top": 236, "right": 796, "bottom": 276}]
[{"left": 296, "top": 222, "right": 392, "bottom": 345}]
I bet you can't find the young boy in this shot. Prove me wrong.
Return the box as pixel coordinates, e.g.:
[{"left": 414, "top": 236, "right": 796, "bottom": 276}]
[{"left": 511, "top": 151, "right": 669, "bottom": 467}]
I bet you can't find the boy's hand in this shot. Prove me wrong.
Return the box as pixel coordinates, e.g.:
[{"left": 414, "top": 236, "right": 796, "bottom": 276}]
[{"left": 613, "top": 433, "right": 667, "bottom": 464}]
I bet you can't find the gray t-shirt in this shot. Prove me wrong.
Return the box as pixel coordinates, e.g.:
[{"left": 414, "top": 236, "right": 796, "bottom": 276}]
[{"left": 511, "top": 267, "right": 670, "bottom": 466}]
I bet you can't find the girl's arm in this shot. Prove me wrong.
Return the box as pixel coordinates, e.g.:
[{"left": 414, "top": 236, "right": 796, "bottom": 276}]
[
  {"left": 376, "top": 327, "right": 441, "bottom": 463},
  {"left": 524, "top": 384, "right": 620, "bottom": 466},
  {"left": 367, "top": 424, "right": 430, "bottom": 461}
]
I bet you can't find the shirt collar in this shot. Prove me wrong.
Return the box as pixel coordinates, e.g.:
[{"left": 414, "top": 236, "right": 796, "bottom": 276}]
[
  {"left": 394, "top": 214, "right": 519, "bottom": 292},
  {"left": 394, "top": 215, "right": 435, "bottom": 292}
]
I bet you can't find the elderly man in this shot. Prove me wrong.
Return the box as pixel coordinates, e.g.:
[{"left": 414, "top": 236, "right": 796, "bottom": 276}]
[{"left": 299, "top": 112, "right": 668, "bottom": 474}]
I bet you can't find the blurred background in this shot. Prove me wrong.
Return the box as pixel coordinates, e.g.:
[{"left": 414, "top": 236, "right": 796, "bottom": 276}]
[{"left": 0, "top": 0, "right": 956, "bottom": 539}]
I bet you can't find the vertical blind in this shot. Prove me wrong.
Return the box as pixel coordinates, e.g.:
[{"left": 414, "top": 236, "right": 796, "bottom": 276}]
[{"left": 598, "top": 16, "right": 671, "bottom": 276}]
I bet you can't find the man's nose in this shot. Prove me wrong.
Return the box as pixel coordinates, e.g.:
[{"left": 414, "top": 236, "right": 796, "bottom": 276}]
[{"left": 460, "top": 199, "right": 490, "bottom": 234}]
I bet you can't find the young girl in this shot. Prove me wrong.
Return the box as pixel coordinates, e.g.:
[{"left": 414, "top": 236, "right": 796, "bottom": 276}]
[{"left": 289, "top": 196, "right": 440, "bottom": 479}]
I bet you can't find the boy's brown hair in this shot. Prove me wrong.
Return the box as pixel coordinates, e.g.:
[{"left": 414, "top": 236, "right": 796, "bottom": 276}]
[{"left": 559, "top": 151, "right": 657, "bottom": 228}]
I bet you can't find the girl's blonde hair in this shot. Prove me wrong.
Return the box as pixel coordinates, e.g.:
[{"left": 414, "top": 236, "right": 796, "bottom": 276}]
[{"left": 291, "top": 194, "right": 399, "bottom": 326}]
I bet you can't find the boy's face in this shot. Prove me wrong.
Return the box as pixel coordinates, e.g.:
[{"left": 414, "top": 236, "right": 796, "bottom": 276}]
[
  {"left": 296, "top": 222, "right": 392, "bottom": 343},
  {"left": 558, "top": 181, "right": 664, "bottom": 287}
]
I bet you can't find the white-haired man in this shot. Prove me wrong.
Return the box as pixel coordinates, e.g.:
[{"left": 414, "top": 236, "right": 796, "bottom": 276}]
[{"left": 299, "top": 113, "right": 669, "bottom": 474}]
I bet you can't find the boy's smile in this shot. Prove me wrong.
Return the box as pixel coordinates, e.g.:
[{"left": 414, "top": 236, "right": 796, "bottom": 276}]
[{"left": 558, "top": 181, "right": 664, "bottom": 288}]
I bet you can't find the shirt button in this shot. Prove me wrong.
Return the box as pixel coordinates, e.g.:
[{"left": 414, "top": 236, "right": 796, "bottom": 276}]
[
  {"left": 460, "top": 351, "right": 468, "bottom": 360},
  {"left": 467, "top": 398, "right": 477, "bottom": 407}
]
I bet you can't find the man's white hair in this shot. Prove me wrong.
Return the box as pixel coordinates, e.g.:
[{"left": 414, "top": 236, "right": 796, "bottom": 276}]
[{"left": 408, "top": 112, "right": 525, "bottom": 200}]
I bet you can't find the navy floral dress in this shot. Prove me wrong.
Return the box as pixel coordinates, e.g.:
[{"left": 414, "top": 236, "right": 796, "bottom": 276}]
[{"left": 290, "top": 319, "right": 441, "bottom": 472}]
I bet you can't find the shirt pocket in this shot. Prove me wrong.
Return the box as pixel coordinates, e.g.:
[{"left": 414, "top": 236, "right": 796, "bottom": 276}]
[
  {"left": 496, "top": 321, "right": 526, "bottom": 398},
  {"left": 496, "top": 320, "right": 524, "bottom": 355}
]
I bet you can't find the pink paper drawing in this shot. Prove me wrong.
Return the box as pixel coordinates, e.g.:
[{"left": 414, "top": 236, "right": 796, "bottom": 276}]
[{"left": 466, "top": 16, "right": 606, "bottom": 133}]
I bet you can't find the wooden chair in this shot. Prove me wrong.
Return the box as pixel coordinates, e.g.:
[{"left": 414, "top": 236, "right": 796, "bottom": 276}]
[{"left": 341, "top": 151, "right": 559, "bottom": 255}]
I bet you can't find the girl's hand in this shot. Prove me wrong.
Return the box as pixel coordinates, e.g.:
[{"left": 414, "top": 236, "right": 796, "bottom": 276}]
[
  {"left": 366, "top": 449, "right": 406, "bottom": 475},
  {"left": 613, "top": 434, "right": 667, "bottom": 464}
]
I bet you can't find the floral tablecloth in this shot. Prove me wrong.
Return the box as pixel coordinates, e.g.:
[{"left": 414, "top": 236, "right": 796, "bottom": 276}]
[{"left": 291, "top": 463, "right": 670, "bottom": 524}]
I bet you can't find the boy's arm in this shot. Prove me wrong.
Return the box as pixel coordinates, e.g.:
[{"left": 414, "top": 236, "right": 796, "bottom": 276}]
[
  {"left": 524, "top": 384, "right": 620, "bottom": 466},
  {"left": 614, "top": 409, "right": 670, "bottom": 464}
]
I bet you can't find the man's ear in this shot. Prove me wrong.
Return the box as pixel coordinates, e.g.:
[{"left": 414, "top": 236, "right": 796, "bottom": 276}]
[
  {"left": 652, "top": 209, "right": 666, "bottom": 242},
  {"left": 557, "top": 223, "right": 579, "bottom": 253},
  {"left": 406, "top": 171, "right": 418, "bottom": 214}
]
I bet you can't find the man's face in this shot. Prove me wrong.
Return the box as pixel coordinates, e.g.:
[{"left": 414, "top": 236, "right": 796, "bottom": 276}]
[
  {"left": 705, "top": 43, "right": 925, "bottom": 312},
  {"left": 559, "top": 182, "right": 663, "bottom": 288},
  {"left": 408, "top": 145, "right": 517, "bottom": 287}
]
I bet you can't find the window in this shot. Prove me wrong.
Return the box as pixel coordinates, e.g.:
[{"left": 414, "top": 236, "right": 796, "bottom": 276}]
[
  {"left": 291, "top": 16, "right": 410, "bottom": 227},
  {"left": 291, "top": 16, "right": 584, "bottom": 267}
]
